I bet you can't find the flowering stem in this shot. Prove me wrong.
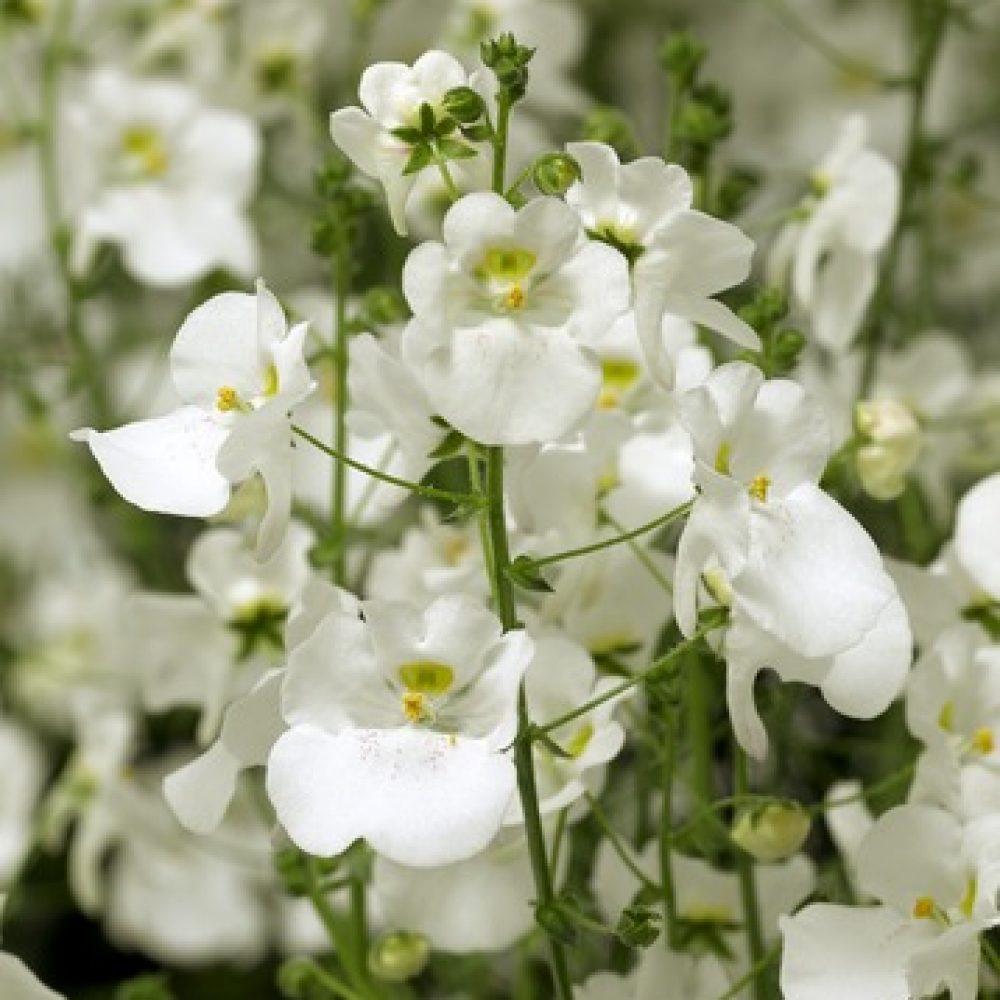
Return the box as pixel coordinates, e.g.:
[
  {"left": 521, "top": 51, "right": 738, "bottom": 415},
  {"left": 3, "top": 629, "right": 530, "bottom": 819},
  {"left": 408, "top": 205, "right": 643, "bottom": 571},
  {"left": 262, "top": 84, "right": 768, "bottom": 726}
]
[
  {"left": 38, "top": 0, "right": 109, "bottom": 424},
  {"left": 658, "top": 713, "right": 681, "bottom": 948},
  {"left": 481, "top": 445, "right": 573, "bottom": 1000},
  {"left": 293, "top": 424, "right": 483, "bottom": 507},
  {"left": 331, "top": 236, "right": 351, "bottom": 586},
  {"left": 492, "top": 91, "right": 512, "bottom": 194},
  {"left": 687, "top": 649, "right": 716, "bottom": 817},
  {"left": 534, "top": 624, "right": 721, "bottom": 738},
  {"left": 522, "top": 501, "right": 693, "bottom": 572},
  {"left": 585, "top": 792, "right": 661, "bottom": 894},
  {"left": 858, "top": 0, "right": 949, "bottom": 395},
  {"left": 732, "top": 746, "right": 767, "bottom": 1000}
]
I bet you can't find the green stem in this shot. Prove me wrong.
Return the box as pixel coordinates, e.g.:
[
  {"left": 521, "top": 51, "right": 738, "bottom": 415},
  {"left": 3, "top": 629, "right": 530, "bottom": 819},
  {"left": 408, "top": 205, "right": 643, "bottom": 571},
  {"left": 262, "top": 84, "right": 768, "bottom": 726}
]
[
  {"left": 606, "top": 513, "right": 675, "bottom": 594},
  {"left": 687, "top": 649, "right": 716, "bottom": 815},
  {"left": 658, "top": 713, "right": 681, "bottom": 948},
  {"left": 710, "top": 942, "right": 781, "bottom": 1000},
  {"left": 525, "top": 501, "right": 693, "bottom": 572},
  {"left": 492, "top": 91, "right": 512, "bottom": 194},
  {"left": 293, "top": 424, "right": 483, "bottom": 507},
  {"left": 331, "top": 238, "right": 350, "bottom": 587},
  {"left": 535, "top": 624, "right": 720, "bottom": 738},
  {"left": 434, "top": 153, "right": 461, "bottom": 201},
  {"left": 38, "top": 0, "right": 109, "bottom": 424},
  {"left": 289, "top": 958, "right": 369, "bottom": 1000},
  {"left": 858, "top": 0, "right": 948, "bottom": 395},
  {"left": 585, "top": 791, "right": 660, "bottom": 894},
  {"left": 732, "top": 747, "right": 767, "bottom": 1000},
  {"left": 481, "top": 444, "right": 573, "bottom": 1000}
]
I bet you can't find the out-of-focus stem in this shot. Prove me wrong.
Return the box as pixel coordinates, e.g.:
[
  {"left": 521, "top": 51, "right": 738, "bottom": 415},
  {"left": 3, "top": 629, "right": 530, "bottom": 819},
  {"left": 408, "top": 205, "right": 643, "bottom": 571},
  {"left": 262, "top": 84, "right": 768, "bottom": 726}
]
[{"left": 733, "top": 746, "right": 767, "bottom": 1000}]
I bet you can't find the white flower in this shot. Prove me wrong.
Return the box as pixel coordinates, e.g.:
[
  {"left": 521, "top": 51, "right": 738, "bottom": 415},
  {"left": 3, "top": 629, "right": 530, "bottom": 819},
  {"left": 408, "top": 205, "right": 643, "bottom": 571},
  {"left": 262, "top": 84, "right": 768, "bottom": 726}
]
[
  {"left": 266, "top": 594, "right": 533, "bottom": 866},
  {"left": 128, "top": 522, "right": 314, "bottom": 744},
  {"left": 401, "top": 192, "right": 630, "bottom": 445},
  {"left": 769, "top": 114, "right": 899, "bottom": 353},
  {"left": 330, "top": 50, "right": 472, "bottom": 235},
  {"left": 955, "top": 472, "right": 1000, "bottom": 603},
  {"left": 0, "top": 953, "right": 63, "bottom": 1000},
  {"left": 780, "top": 805, "right": 1000, "bottom": 1000},
  {"left": 675, "top": 362, "right": 911, "bottom": 758},
  {"left": 372, "top": 827, "right": 544, "bottom": 953},
  {"left": 73, "top": 281, "right": 314, "bottom": 559},
  {"left": 563, "top": 141, "right": 759, "bottom": 387},
  {"left": 0, "top": 719, "right": 45, "bottom": 883},
  {"left": 165, "top": 578, "right": 355, "bottom": 835},
  {"left": 65, "top": 67, "right": 259, "bottom": 287}
]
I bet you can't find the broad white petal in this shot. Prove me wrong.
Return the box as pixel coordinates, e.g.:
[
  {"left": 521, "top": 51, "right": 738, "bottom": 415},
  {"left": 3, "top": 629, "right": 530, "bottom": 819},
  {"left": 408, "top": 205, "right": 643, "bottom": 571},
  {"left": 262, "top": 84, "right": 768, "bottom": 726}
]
[
  {"left": 267, "top": 725, "right": 516, "bottom": 866},
  {"left": 0, "top": 954, "right": 63, "bottom": 1000},
  {"left": 71, "top": 407, "right": 230, "bottom": 517},
  {"left": 955, "top": 473, "right": 1000, "bottom": 600}
]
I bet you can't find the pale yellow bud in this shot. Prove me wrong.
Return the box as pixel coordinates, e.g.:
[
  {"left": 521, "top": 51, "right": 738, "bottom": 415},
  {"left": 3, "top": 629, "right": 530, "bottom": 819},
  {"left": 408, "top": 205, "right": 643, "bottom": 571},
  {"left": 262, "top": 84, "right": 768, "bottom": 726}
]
[{"left": 731, "top": 801, "right": 811, "bottom": 862}]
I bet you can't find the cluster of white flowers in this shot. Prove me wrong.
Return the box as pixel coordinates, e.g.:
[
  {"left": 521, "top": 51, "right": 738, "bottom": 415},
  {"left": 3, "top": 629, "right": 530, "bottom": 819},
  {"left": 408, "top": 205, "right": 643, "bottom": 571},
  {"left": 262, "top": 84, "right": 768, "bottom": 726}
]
[{"left": 2, "top": 1, "right": 999, "bottom": 998}]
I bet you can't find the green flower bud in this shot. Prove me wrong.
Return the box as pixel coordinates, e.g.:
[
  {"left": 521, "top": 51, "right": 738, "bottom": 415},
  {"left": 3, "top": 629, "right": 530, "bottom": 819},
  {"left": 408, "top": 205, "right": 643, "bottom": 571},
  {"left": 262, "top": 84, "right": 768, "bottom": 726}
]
[
  {"left": 443, "top": 86, "right": 487, "bottom": 124},
  {"left": 616, "top": 903, "right": 662, "bottom": 948},
  {"left": 532, "top": 153, "right": 582, "bottom": 196},
  {"left": 659, "top": 32, "right": 707, "bottom": 88},
  {"left": 731, "top": 801, "right": 811, "bottom": 862},
  {"left": 273, "top": 847, "right": 309, "bottom": 897},
  {"left": 581, "top": 106, "right": 639, "bottom": 160},
  {"left": 369, "top": 931, "right": 430, "bottom": 982}
]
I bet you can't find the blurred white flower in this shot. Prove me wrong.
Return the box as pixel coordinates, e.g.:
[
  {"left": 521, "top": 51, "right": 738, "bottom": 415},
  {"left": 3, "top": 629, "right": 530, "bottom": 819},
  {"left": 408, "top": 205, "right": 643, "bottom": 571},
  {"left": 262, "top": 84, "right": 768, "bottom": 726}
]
[{"left": 65, "top": 67, "right": 259, "bottom": 287}]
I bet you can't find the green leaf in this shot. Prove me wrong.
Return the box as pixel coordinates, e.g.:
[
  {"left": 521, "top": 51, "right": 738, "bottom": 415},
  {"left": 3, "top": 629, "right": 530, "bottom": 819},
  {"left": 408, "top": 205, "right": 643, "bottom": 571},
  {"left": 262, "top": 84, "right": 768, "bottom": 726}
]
[
  {"left": 419, "top": 101, "right": 436, "bottom": 136},
  {"left": 402, "top": 142, "right": 434, "bottom": 175},
  {"left": 436, "top": 137, "right": 478, "bottom": 161},
  {"left": 428, "top": 428, "right": 466, "bottom": 460},
  {"left": 389, "top": 125, "right": 422, "bottom": 144},
  {"left": 506, "top": 555, "right": 554, "bottom": 593}
]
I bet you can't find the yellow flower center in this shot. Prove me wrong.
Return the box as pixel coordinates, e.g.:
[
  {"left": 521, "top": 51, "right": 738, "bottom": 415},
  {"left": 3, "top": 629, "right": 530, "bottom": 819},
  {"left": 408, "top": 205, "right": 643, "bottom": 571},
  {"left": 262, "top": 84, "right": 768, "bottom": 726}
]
[
  {"left": 402, "top": 692, "right": 428, "bottom": 722},
  {"left": 972, "top": 726, "right": 994, "bottom": 755},
  {"left": 597, "top": 357, "right": 640, "bottom": 409},
  {"left": 748, "top": 474, "right": 771, "bottom": 503},
  {"left": 503, "top": 285, "right": 526, "bottom": 311},
  {"left": 120, "top": 125, "right": 169, "bottom": 179},
  {"left": 216, "top": 386, "right": 240, "bottom": 412},
  {"left": 912, "top": 896, "right": 935, "bottom": 919},
  {"left": 398, "top": 660, "right": 455, "bottom": 695}
]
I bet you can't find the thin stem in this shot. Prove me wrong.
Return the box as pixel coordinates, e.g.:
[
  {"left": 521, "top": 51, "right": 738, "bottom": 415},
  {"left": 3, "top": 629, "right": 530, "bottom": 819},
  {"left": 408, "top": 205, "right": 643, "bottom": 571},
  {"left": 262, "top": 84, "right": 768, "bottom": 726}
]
[
  {"left": 525, "top": 501, "right": 693, "bottom": 572},
  {"left": 481, "top": 444, "right": 573, "bottom": 1000},
  {"left": 434, "top": 153, "right": 461, "bottom": 201},
  {"left": 733, "top": 747, "right": 767, "bottom": 1000},
  {"left": 535, "top": 625, "right": 720, "bottom": 738},
  {"left": 38, "top": 0, "right": 109, "bottom": 423},
  {"left": 606, "top": 513, "right": 675, "bottom": 594},
  {"left": 289, "top": 959, "right": 369, "bottom": 1000},
  {"left": 755, "top": 0, "right": 897, "bottom": 85},
  {"left": 658, "top": 714, "right": 681, "bottom": 948},
  {"left": 466, "top": 445, "right": 499, "bottom": 608},
  {"left": 331, "top": 237, "right": 350, "bottom": 586},
  {"left": 492, "top": 91, "right": 512, "bottom": 194},
  {"left": 710, "top": 943, "right": 781, "bottom": 1000},
  {"left": 585, "top": 792, "right": 661, "bottom": 894},
  {"left": 858, "top": 0, "right": 949, "bottom": 395},
  {"left": 687, "top": 649, "right": 716, "bottom": 815},
  {"left": 293, "top": 424, "right": 482, "bottom": 507}
]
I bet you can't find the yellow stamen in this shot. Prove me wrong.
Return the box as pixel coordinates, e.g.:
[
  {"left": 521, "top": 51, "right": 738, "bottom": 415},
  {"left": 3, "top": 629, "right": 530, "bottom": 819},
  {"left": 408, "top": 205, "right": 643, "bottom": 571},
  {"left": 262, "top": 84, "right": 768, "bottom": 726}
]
[
  {"left": 216, "top": 386, "right": 239, "bottom": 412},
  {"left": 973, "top": 727, "right": 994, "bottom": 755},
  {"left": 913, "top": 896, "right": 935, "bottom": 919},
  {"left": 748, "top": 474, "right": 771, "bottom": 503},
  {"left": 121, "top": 125, "right": 169, "bottom": 178},
  {"left": 504, "top": 284, "right": 526, "bottom": 310},
  {"left": 402, "top": 692, "right": 426, "bottom": 722},
  {"left": 937, "top": 700, "right": 955, "bottom": 733},
  {"left": 263, "top": 362, "right": 279, "bottom": 397},
  {"left": 960, "top": 877, "right": 977, "bottom": 919}
]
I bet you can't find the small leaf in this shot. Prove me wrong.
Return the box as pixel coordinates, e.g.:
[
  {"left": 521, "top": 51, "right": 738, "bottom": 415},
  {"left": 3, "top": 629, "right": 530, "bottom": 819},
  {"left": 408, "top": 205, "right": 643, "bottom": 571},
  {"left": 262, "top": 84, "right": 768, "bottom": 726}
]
[
  {"left": 389, "top": 125, "right": 422, "bottom": 144},
  {"left": 402, "top": 142, "right": 434, "bottom": 176},
  {"left": 428, "top": 428, "right": 466, "bottom": 460},
  {"left": 506, "top": 555, "right": 554, "bottom": 593},
  {"left": 437, "top": 137, "right": 478, "bottom": 161},
  {"left": 418, "top": 101, "right": 435, "bottom": 136}
]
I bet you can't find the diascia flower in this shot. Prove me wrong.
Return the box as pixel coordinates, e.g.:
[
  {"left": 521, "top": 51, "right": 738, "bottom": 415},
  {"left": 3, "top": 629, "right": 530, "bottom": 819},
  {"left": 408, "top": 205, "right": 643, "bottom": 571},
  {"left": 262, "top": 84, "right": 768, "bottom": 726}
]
[
  {"left": 266, "top": 594, "right": 533, "bottom": 866},
  {"left": 72, "top": 281, "right": 314, "bottom": 559},
  {"left": 563, "top": 140, "right": 759, "bottom": 387},
  {"left": 65, "top": 67, "right": 260, "bottom": 287},
  {"left": 401, "top": 192, "right": 630, "bottom": 445},
  {"left": 330, "top": 50, "right": 472, "bottom": 235},
  {"left": 675, "top": 362, "right": 911, "bottom": 758},
  {"left": 769, "top": 114, "right": 899, "bottom": 354}
]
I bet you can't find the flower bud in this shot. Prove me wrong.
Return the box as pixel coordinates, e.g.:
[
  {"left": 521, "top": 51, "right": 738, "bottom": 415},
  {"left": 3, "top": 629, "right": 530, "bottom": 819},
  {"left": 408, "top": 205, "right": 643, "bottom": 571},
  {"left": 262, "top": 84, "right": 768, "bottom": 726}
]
[
  {"left": 369, "top": 931, "right": 430, "bottom": 982},
  {"left": 532, "top": 153, "right": 582, "bottom": 196},
  {"left": 854, "top": 398, "right": 922, "bottom": 500},
  {"left": 443, "top": 86, "right": 486, "bottom": 124},
  {"left": 731, "top": 801, "right": 810, "bottom": 862},
  {"left": 658, "top": 32, "right": 707, "bottom": 88},
  {"left": 616, "top": 903, "right": 662, "bottom": 948}
]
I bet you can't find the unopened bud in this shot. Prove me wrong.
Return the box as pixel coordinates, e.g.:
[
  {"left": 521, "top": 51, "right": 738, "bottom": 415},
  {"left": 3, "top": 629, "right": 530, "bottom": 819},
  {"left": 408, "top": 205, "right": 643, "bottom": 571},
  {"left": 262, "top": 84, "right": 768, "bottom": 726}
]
[
  {"left": 731, "top": 801, "right": 811, "bottom": 862},
  {"left": 369, "top": 931, "right": 430, "bottom": 982},
  {"left": 854, "top": 398, "right": 922, "bottom": 501},
  {"left": 659, "top": 32, "right": 707, "bottom": 88},
  {"left": 532, "top": 153, "right": 582, "bottom": 196},
  {"left": 443, "top": 86, "right": 486, "bottom": 124}
]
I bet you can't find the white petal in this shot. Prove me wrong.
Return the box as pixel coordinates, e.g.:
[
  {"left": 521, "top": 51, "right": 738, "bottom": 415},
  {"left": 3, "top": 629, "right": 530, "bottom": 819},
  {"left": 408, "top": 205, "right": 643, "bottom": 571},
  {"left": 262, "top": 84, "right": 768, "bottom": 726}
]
[
  {"left": 0, "top": 954, "right": 63, "bottom": 1000},
  {"left": 955, "top": 473, "right": 1000, "bottom": 600},
  {"left": 266, "top": 725, "right": 516, "bottom": 866},
  {"left": 735, "top": 483, "right": 893, "bottom": 659},
  {"left": 906, "top": 922, "right": 981, "bottom": 1000},
  {"left": 71, "top": 407, "right": 230, "bottom": 517},
  {"left": 779, "top": 904, "right": 920, "bottom": 1000},
  {"left": 329, "top": 106, "right": 382, "bottom": 177}
]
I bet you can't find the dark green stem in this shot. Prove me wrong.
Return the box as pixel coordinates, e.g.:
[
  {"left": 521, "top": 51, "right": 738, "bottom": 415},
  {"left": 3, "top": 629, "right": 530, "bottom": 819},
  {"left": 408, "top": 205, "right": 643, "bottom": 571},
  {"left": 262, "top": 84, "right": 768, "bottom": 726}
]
[
  {"left": 492, "top": 91, "right": 512, "bottom": 194},
  {"left": 659, "top": 714, "right": 681, "bottom": 947},
  {"left": 732, "top": 748, "right": 767, "bottom": 1000}
]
